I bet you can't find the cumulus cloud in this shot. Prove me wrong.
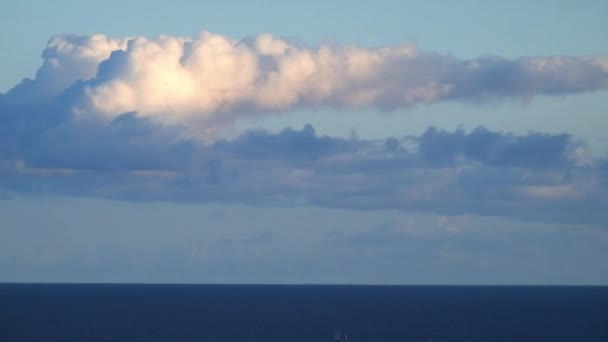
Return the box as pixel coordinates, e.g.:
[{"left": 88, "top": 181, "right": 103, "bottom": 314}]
[
  {"left": 1, "top": 31, "right": 608, "bottom": 226},
  {"left": 418, "top": 126, "right": 581, "bottom": 168},
  {"left": 3, "top": 32, "right": 608, "bottom": 139},
  {"left": 2, "top": 35, "right": 130, "bottom": 105}
]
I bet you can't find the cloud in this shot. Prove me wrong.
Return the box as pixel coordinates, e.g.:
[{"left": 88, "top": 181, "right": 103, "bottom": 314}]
[
  {"left": 1, "top": 119, "right": 606, "bottom": 226},
  {"left": 418, "top": 126, "right": 579, "bottom": 168},
  {"left": 2, "top": 35, "right": 130, "bottom": 105},
  {"left": 3, "top": 32, "right": 608, "bottom": 139},
  {"left": 1, "top": 31, "right": 608, "bottom": 226}
]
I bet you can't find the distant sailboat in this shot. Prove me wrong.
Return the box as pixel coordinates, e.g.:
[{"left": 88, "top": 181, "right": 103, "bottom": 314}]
[{"left": 334, "top": 330, "right": 348, "bottom": 342}]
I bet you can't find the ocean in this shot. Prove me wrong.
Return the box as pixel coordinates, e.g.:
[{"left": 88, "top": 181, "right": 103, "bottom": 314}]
[{"left": 1, "top": 284, "right": 607, "bottom": 341}]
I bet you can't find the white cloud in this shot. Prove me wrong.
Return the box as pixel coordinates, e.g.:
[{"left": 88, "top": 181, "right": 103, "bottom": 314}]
[
  {"left": 2, "top": 32, "right": 608, "bottom": 226},
  {"left": 39, "top": 35, "right": 131, "bottom": 97},
  {"left": 5, "top": 32, "right": 608, "bottom": 140}
]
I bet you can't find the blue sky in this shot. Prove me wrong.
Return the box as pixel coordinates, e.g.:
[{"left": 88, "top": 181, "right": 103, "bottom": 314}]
[{"left": 1, "top": 0, "right": 607, "bottom": 284}]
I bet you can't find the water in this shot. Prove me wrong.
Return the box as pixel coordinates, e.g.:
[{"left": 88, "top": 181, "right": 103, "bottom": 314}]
[{"left": 1, "top": 284, "right": 607, "bottom": 341}]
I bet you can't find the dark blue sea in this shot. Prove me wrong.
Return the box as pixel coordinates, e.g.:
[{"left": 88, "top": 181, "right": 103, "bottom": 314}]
[{"left": 1, "top": 284, "right": 607, "bottom": 341}]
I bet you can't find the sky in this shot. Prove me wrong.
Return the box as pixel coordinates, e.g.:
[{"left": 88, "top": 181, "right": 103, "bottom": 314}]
[{"left": 1, "top": 0, "right": 608, "bottom": 284}]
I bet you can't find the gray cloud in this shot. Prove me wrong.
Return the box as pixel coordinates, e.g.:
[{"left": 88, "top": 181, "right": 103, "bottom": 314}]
[
  {"left": 418, "top": 126, "right": 577, "bottom": 168},
  {"left": 1, "top": 32, "right": 608, "bottom": 226},
  {"left": 1, "top": 117, "right": 606, "bottom": 225}
]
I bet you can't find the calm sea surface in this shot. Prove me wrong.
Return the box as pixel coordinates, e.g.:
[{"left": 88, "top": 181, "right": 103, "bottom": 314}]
[{"left": 1, "top": 284, "right": 607, "bottom": 341}]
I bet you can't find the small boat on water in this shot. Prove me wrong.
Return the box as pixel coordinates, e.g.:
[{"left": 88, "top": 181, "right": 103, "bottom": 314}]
[{"left": 334, "top": 330, "right": 348, "bottom": 342}]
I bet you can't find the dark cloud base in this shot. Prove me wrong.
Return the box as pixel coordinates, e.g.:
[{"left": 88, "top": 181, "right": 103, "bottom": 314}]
[{"left": 1, "top": 109, "right": 606, "bottom": 226}]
